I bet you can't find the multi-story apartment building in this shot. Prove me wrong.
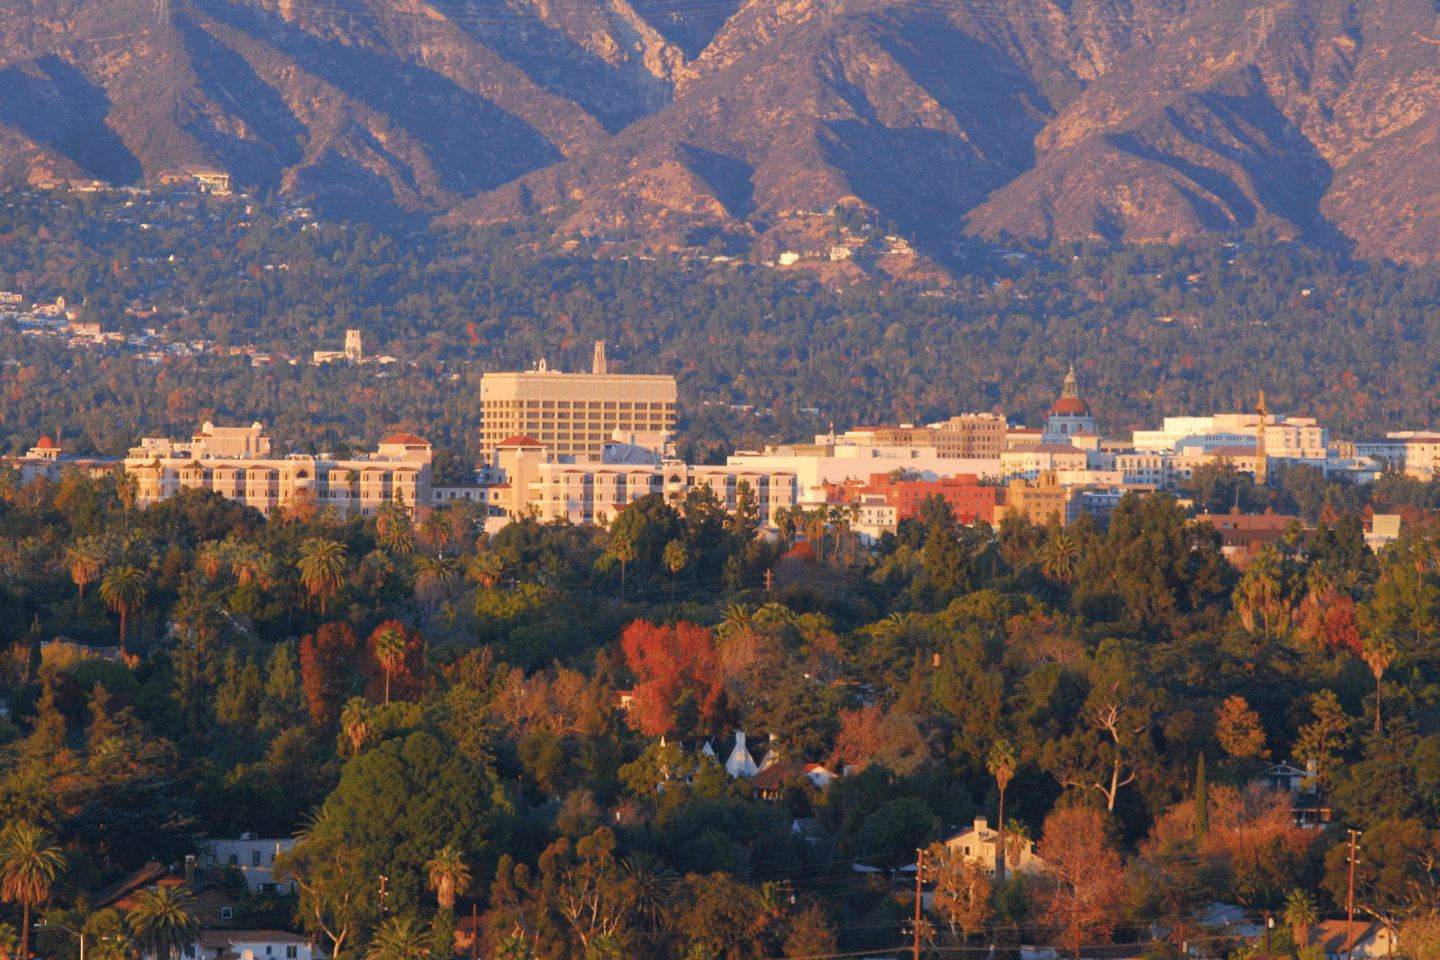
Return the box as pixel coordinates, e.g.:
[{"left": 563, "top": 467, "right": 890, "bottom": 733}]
[
  {"left": 479, "top": 350, "right": 677, "bottom": 464},
  {"left": 1354, "top": 432, "right": 1440, "bottom": 477},
  {"left": 1133, "top": 413, "right": 1329, "bottom": 459},
  {"left": 933, "top": 413, "right": 1007, "bottom": 459},
  {"left": 124, "top": 425, "right": 433, "bottom": 516},
  {"left": 1001, "top": 472, "right": 1076, "bottom": 524}
]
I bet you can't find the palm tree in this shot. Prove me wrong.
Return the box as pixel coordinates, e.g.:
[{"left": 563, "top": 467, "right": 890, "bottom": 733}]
[
  {"left": 127, "top": 886, "right": 200, "bottom": 960},
  {"left": 420, "top": 508, "right": 451, "bottom": 556},
  {"left": 374, "top": 625, "right": 407, "bottom": 705},
  {"left": 987, "top": 739, "right": 1018, "bottom": 884},
  {"left": 414, "top": 555, "right": 461, "bottom": 606},
  {"left": 365, "top": 916, "right": 433, "bottom": 960},
  {"left": 468, "top": 552, "right": 504, "bottom": 591},
  {"left": 230, "top": 542, "right": 266, "bottom": 586},
  {"left": 1361, "top": 636, "right": 1397, "bottom": 734},
  {"left": 608, "top": 531, "right": 635, "bottom": 601},
  {"left": 298, "top": 538, "right": 348, "bottom": 615},
  {"left": 345, "top": 469, "right": 361, "bottom": 509},
  {"left": 196, "top": 541, "right": 227, "bottom": 581},
  {"left": 1284, "top": 888, "right": 1317, "bottom": 953},
  {"left": 340, "top": 697, "right": 370, "bottom": 755},
  {"left": 1040, "top": 531, "right": 1080, "bottom": 584},
  {"left": 663, "top": 540, "right": 689, "bottom": 601},
  {"left": 0, "top": 823, "right": 66, "bottom": 960},
  {"left": 99, "top": 565, "right": 147, "bottom": 652},
  {"left": 66, "top": 537, "right": 107, "bottom": 599},
  {"left": 622, "top": 852, "right": 676, "bottom": 933},
  {"left": 426, "top": 845, "right": 471, "bottom": 910},
  {"left": 376, "top": 502, "right": 414, "bottom": 556}
]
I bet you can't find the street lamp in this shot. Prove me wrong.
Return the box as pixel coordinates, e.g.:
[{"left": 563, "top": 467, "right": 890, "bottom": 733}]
[{"left": 34, "top": 920, "right": 85, "bottom": 960}]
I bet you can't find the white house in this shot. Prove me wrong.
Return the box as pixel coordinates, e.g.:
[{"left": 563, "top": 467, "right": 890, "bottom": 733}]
[
  {"left": 724, "top": 731, "right": 759, "bottom": 778},
  {"left": 205, "top": 837, "right": 296, "bottom": 893},
  {"left": 199, "top": 930, "right": 316, "bottom": 960}
]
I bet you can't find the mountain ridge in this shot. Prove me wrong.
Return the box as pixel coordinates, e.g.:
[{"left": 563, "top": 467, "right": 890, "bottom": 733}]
[{"left": 2, "top": 0, "right": 1438, "bottom": 260}]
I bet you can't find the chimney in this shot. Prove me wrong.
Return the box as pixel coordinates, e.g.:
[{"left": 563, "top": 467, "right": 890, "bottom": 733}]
[
  {"left": 185, "top": 854, "right": 195, "bottom": 888},
  {"left": 736, "top": 731, "right": 745, "bottom": 748},
  {"left": 974, "top": 816, "right": 988, "bottom": 834}
]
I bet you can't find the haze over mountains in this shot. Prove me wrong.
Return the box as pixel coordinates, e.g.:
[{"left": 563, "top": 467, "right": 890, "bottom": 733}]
[{"left": 2, "top": 0, "right": 1438, "bottom": 260}]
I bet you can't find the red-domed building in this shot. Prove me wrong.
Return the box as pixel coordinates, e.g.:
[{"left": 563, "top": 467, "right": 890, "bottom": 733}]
[{"left": 1043, "top": 365, "right": 1095, "bottom": 441}]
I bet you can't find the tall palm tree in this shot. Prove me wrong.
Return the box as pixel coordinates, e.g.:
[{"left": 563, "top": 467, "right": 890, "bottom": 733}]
[
  {"left": 987, "top": 739, "right": 1018, "bottom": 884},
  {"left": 127, "top": 886, "right": 200, "bottom": 960},
  {"left": 99, "top": 565, "right": 147, "bottom": 651},
  {"left": 663, "top": 540, "right": 688, "bottom": 601},
  {"left": 414, "top": 555, "right": 461, "bottom": 606},
  {"left": 374, "top": 625, "right": 407, "bottom": 705},
  {"left": 298, "top": 538, "right": 348, "bottom": 616},
  {"left": 1362, "top": 636, "right": 1397, "bottom": 734},
  {"left": 66, "top": 537, "right": 106, "bottom": 599},
  {"left": 1284, "top": 888, "right": 1317, "bottom": 953},
  {"left": 426, "top": 845, "right": 471, "bottom": 910},
  {"left": 0, "top": 823, "right": 66, "bottom": 960},
  {"left": 345, "top": 469, "right": 361, "bottom": 510},
  {"left": 365, "top": 916, "right": 433, "bottom": 960},
  {"left": 622, "top": 852, "right": 676, "bottom": 933},
  {"left": 608, "top": 532, "right": 635, "bottom": 600}
]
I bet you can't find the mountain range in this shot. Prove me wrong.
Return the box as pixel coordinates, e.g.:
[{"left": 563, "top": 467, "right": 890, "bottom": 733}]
[{"left": 2, "top": 0, "right": 1438, "bottom": 261}]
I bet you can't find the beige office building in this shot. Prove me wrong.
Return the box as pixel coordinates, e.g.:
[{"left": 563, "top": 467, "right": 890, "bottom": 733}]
[{"left": 479, "top": 352, "right": 677, "bottom": 464}]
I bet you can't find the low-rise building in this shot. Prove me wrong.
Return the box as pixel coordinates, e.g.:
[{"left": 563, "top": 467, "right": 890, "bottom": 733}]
[
  {"left": 943, "top": 816, "right": 1047, "bottom": 879},
  {"left": 199, "top": 930, "right": 316, "bottom": 960},
  {"left": 204, "top": 837, "right": 297, "bottom": 893},
  {"left": 1001, "top": 472, "right": 1075, "bottom": 525}
]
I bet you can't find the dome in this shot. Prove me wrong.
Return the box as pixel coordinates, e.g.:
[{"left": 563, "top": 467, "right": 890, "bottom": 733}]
[
  {"left": 1046, "top": 365, "right": 1090, "bottom": 417},
  {"left": 35, "top": 437, "right": 54, "bottom": 449},
  {"left": 1047, "top": 397, "right": 1091, "bottom": 416}
]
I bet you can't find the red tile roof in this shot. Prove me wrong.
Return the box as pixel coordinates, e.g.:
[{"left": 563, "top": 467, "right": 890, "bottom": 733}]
[
  {"left": 35, "top": 436, "right": 54, "bottom": 449},
  {"left": 381, "top": 433, "right": 429, "bottom": 445},
  {"left": 497, "top": 435, "right": 544, "bottom": 447}
]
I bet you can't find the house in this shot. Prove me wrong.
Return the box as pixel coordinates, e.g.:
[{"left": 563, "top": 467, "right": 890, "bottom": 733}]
[
  {"left": 942, "top": 817, "right": 1046, "bottom": 879},
  {"left": 204, "top": 838, "right": 297, "bottom": 894},
  {"left": 1254, "top": 761, "right": 1314, "bottom": 793},
  {"left": 198, "top": 930, "right": 316, "bottom": 960},
  {"left": 746, "top": 762, "right": 838, "bottom": 801},
  {"left": 1253, "top": 761, "right": 1333, "bottom": 829},
  {"left": 1307, "top": 921, "right": 1395, "bottom": 960},
  {"left": 724, "top": 731, "right": 759, "bottom": 778},
  {"left": 93, "top": 860, "right": 241, "bottom": 928}
]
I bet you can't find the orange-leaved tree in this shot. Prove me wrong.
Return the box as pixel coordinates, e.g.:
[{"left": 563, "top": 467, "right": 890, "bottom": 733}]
[
  {"left": 1034, "top": 807, "right": 1124, "bottom": 960},
  {"left": 299, "top": 623, "right": 364, "bottom": 728},
  {"left": 620, "top": 621, "right": 728, "bottom": 736}
]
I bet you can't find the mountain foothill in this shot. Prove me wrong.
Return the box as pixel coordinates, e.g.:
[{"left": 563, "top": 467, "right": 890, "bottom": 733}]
[{"left": 1, "top": 0, "right": 1438, "bottom": 261}]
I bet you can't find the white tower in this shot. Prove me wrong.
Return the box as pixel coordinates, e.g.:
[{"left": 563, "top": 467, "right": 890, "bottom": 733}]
[
  {"left": 593, "top": 340, "right": 607, "bottom": 375},
  {"left": 344, "top": 329, "right": 362, "bottom": 361}
]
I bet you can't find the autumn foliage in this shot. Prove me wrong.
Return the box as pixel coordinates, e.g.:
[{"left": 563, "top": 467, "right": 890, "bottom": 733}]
[
  {"left": 1035, "top": 807, "right": 1125, "bottom": 960},
  {"left": 362, "top": 620, "right": 426, "bottom": 704},
  {"left": 299, "top": 623, "right": 364, "bottom": 728},
  {"left": 620, "top": 620, "right": 728, "bottom": 736}
]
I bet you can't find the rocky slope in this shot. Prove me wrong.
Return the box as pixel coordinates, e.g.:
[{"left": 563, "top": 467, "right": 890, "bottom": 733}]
[{"left": 1, "top": 0, "right": 1438, "bottom": 258}]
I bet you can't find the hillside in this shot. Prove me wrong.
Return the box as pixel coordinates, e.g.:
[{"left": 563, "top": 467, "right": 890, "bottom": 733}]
[{"left": 1, "top": 0, "right": 1438, "bottom": 258}]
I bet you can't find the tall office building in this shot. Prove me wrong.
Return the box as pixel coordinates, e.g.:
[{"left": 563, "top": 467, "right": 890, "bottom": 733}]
[{"left": 479, "top": 346, "right": 677, "bottom": 463}]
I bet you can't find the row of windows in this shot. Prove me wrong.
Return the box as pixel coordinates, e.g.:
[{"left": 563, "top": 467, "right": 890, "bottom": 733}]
[{"left": 485, "top": 400, "right": 675, "bottom": 410}]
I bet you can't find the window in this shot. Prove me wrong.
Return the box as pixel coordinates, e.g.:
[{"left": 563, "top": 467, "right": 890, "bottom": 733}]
[
  {"left": 253, "top": 850, "right": 262, "bottom": 866},
  {"left": 221, "top": 907, "right": 234, "bottom": 920},
  {"left": 228, "top": 854, "right": 239, "bottom": 866},
  {"left": 206, "top": 855, "right": 216, "bottom": 867},
  {"left": 266, "top": 948, "right": 274, "bottom": 956},
  {"left": 286, "top": 949, "right": 298, "bottom": 958}
]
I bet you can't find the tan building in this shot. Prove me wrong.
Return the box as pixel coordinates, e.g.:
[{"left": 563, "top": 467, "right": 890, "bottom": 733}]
[
  {"left": 479, "top": 351, "right": 677, "bottom": 464},
  {"left": 933, "top": 413, "right": 1006, "bottom": 459},
  {"left": 125, "top": 425, "right": 432, "bottom": 517},
  {"left": 1001, "top": 471, "right": 1075, "bottom": 525},
  {"left": 943, "top": 816, "right": 1047, "bottom": 879}
]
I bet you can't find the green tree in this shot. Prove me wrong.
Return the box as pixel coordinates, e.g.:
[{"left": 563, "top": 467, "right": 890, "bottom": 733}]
[
  {"left": 1361, "top": 636, "right": 1397, "bottom": 734},
  {"left": 298, "top": 538, "right": 348, "bottom": 615},
  {"left": 1284, "top": 889, "right": 1318, "bottom": 951},
  {"left": 99, "top": 565, "right": 147, "bottom": 651},
  {"left": 0, "top": 824, "right": 66, "bottom": 960},
  {"left": 126, "top": 886, "right": 201, "bottom": 960},
  {"left": 664, "top": 539, "right": 689, "bottom": 601},
  {"left": 318, "top": 731, "right": 509, "bottom": 913},
  {"left": 273, "top": 811, "right": 372, "bottom": 960},
  {"left": 65, "top": 536, "right": 107, "bottom": 599},
  {"left": 606, "top": 532, "right": 635, "bottom": 601},
  {"left": 427, "top": 845, "right": 471, "bottom": 910}
]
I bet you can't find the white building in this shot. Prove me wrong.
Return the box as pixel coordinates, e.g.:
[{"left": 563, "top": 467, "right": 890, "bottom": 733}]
[
  {"left": 204, "top": 838, "right": 296, "bottom": 893},
  {"left": 1133, "top": 413, "right": 1330, "bottom": 460},
  {"left": 199, "top": 930, "right": 315, "bottom": 960},
  {"left": 943, "top": 816, "right": 1047, "bottom": 879}
]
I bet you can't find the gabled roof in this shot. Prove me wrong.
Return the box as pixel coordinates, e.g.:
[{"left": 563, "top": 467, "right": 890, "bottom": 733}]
[
  {"left": 380, "top": 433, "right": 429, "bottom": 445},
  {"left": 94, "top": 862, "right": 170, "bottom": 909},
  {"left": 202, "top": 930, "right": 311, "bottom": 947},
  {"left": 749, "top": 761, "right": 808, "bottom": 791},
  {"left": 1310, "top": 920, "right": 1381, "bottom": 954},
  {"left": 497, "top": 435, "right": 544, "bottom": 448}
]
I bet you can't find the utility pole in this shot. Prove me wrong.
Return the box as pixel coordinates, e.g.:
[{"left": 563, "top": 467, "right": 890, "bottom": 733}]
[
  {"left": 379, "top": 875, "right": 389, "bottom": 917},
  {"left": 1263, "top": 912, "right": 1272, "bottom": 959},
  {"left": 472, "top": 902, "right": 478, "bottom": 960},
  {"left": 765, "top": 568, "right": 772, "bottom": 591},
  {"left": 914, "top": 847, "right": 925, "bottom": 960},
  {"left": 1347, "top": 829, "right": 1359, "bottom": 960}
]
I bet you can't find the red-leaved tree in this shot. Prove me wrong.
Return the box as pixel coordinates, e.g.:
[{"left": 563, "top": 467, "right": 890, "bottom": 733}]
[
  {"left": 299, "top": 623, "right": 364, "bottom": 728},
  {"left": 620, "top": 620, "right": 728, "bottom": 736},
  {"left": 1035, "top": 806, "right": 1125, "bottom": 960},
  {"left": 363, "top": 620, "right": 426, "bottom": 704}
]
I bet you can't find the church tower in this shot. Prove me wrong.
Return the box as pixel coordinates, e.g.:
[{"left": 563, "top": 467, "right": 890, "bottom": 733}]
[{"left": 1043, "top": 365, "right": 1095, "bottom": 442}]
